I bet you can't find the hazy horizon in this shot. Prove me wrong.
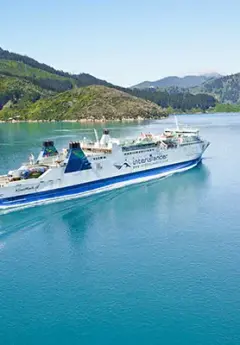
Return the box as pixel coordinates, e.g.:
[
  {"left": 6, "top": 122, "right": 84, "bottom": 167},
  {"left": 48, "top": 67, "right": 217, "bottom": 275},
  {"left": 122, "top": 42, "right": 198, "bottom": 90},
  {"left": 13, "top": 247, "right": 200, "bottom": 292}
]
[{"left": 1, "top": 0, "right": 240, "bottom": 86}]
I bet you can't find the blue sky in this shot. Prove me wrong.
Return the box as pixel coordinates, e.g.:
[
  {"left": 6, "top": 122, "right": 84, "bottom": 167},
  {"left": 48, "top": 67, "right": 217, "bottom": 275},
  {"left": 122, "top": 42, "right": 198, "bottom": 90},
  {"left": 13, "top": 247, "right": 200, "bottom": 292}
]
[{"left": 1, "top": 0, "right": 240, "bottom": 86}]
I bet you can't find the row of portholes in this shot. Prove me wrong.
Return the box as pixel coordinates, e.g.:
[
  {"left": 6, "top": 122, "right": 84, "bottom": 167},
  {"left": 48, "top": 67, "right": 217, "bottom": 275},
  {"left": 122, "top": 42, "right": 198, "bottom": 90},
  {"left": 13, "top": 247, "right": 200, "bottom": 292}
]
[
  {"left": 124, "top": 148, "right": 155, "bottom": 155},
  {"left": 92, "top": 156, "right": 106, "bottom": 161}
]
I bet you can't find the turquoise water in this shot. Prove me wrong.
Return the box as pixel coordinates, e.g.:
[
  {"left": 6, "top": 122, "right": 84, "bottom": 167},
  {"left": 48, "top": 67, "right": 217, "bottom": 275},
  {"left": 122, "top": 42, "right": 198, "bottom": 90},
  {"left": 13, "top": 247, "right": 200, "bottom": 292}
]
[{"left": 0, "top": 114, "right": 240, "bottom": 345}]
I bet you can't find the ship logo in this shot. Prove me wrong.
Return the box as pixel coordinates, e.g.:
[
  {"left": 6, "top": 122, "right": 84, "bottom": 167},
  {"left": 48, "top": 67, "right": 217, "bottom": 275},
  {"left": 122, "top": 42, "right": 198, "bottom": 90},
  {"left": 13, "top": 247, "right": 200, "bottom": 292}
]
[{"left": 114, "top": 162, "right": 131, "bottom": 170}]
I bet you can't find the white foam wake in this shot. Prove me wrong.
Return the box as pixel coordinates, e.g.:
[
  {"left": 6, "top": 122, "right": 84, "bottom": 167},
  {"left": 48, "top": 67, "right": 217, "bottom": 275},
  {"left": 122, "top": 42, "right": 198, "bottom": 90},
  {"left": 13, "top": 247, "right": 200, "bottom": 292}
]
[{"left": 0, "top": 161, "right": 199, "bottom": 214}]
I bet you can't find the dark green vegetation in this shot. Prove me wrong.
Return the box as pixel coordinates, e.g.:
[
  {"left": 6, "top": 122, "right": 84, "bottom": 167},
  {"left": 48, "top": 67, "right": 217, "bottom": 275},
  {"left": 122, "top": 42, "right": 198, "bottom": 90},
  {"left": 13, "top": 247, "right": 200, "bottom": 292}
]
[
  {"left": 0, "top": 74, "right": 51, "bottom": 110},
  {"left": 130, "top": 88, "right": 216, "bottom": 112},
  {"left": 0, "top": 47, "right": 239, "bottom": 121},
  {"left": 132, "top": 73, "right": 222, "bottom": 89},
  {"left": 0, "top": 47, "right": 112, "bottom": 92},
  {"left": 213, "top": 103, "right": 240, "bottom": 112},
  {"left": 194, "top": 73, "right": 240, "bottom": 103},
  {"left": 0, "top": 48, "right": 165, "bottom": 120},
  {"left": 132, "top": 71, "right": 240, "bottom": 112},
  {"left": 1, "top": 85, "right": 165, "bottom": 121}
]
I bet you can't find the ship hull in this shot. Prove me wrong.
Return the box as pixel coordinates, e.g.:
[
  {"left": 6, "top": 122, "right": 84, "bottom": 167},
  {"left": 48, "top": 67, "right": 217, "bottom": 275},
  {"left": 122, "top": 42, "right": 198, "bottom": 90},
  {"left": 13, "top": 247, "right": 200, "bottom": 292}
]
[{"left": 0, "top": 157, "right": 201, "bottom": 210}]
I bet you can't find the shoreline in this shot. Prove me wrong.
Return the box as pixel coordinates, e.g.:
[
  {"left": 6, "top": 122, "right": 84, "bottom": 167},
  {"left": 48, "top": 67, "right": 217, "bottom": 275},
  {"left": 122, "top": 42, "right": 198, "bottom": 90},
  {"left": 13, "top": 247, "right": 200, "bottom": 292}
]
[
  {"left": 0, "top": 116, "right": 167, "bottom": 124},
  {"left": 2, "top": 111, "right": 239, "bottom": 124}
]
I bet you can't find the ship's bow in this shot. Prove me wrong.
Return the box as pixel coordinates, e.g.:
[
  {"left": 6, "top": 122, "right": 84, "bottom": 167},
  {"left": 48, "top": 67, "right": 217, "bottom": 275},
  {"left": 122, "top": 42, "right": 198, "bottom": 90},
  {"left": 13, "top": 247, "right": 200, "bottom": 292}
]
[{"left": 203, "top": 140, "right": 210, "bottom": 153}]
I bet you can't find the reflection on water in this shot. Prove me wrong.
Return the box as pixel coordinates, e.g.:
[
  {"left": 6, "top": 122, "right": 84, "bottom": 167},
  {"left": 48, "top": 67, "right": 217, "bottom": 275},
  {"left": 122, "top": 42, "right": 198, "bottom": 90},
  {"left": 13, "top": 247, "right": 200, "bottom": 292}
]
[
  {"left": 1, "top": 115, "right": 240, "bottom": 345},
  {"left": 0, "top": 162, "right": 210, "bottom": 244}
]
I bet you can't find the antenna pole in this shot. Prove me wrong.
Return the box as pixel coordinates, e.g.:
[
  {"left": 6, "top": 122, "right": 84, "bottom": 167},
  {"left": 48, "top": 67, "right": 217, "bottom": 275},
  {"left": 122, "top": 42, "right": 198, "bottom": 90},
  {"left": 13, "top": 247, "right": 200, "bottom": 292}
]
[
  {"left": 94, "top": 128, "right": 99, "bottom": 143},
  {"left": 174, "top": 115, "right": 179, "bottom": 130}
]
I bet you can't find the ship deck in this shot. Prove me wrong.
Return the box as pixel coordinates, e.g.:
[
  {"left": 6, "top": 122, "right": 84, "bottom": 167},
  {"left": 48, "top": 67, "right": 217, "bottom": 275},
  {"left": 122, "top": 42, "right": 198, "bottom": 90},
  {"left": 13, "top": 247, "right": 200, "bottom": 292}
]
[{"left": 0, "top": 176, "right": 9, "bottom": 187}]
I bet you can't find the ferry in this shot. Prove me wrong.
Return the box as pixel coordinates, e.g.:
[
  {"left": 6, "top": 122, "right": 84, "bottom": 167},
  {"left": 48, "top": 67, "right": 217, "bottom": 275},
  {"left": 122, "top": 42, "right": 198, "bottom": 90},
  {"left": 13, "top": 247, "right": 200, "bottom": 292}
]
[{"left": 0, "top": 124, "right": 209, "bottom": 210}]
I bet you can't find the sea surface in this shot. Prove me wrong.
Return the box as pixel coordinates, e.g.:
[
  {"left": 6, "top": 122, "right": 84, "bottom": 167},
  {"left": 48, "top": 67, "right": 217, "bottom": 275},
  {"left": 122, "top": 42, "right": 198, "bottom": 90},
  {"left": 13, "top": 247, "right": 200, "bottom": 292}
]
[{"left": 0, "top": 114, "right": 240, "bottom": 345}]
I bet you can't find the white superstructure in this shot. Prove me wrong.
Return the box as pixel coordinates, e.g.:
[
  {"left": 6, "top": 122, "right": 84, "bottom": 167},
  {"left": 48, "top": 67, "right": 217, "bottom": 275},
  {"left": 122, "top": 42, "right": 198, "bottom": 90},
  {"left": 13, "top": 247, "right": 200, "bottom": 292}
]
[{"left": 0, "top": 125, "right": 209, "bottom": 210}]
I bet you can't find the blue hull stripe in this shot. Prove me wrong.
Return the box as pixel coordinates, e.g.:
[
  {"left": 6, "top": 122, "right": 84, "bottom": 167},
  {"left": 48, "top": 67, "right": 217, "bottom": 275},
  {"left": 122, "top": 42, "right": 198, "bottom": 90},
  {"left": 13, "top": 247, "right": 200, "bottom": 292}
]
[{"left": 0, "top": 158, "right": 200, "bottom": 208}]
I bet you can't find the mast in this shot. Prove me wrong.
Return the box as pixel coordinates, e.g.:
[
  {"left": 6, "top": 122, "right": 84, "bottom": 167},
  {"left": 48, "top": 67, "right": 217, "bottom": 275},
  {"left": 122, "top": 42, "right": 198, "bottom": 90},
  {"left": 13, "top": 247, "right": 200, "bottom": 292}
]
[
  {"left": 174, "top": 115, "right": 179, "bottom": 130},
  {"left": 94, "top": 129, "right": 99, "bottom": 144}
]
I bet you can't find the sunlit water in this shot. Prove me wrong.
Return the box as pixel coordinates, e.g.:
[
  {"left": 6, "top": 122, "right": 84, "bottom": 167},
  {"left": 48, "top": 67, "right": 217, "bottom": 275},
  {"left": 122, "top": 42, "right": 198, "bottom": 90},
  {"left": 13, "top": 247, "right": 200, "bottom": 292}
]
[{"left": 0, "top": 114, "right": 240, "bottom": 345}]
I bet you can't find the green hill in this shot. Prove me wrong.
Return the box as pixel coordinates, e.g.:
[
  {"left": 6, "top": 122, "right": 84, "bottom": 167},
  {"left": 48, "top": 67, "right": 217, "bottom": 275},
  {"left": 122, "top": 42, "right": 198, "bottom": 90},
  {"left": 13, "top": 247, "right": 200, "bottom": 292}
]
[
  {"left": 0, "top": 47, "right": 112, "bottom": 92},
  {"left": 0, "top": 47, "right": 220, "bottom": 118},
  {"left": 0, "top": 74, "right": 52, "bottom": 110},
  {"left": 0, "top": 58, "right": 75, "bottom": 93},
  {"left": 192, "top": 73, "right": 240, "bottom": 103},
  {"left": 0, "top": 85, "right": 166, "bottom": 121},
  {"left": 0, "top": 47, "right": 168, "bottom": 120},
  {"left": 0, "top": 59, "right": 70, "bottom": 81}
]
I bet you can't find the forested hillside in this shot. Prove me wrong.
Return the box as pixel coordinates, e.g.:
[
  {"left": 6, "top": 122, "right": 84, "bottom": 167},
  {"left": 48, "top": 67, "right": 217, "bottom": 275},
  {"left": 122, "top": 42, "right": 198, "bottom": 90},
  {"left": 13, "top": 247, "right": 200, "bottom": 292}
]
[
  {"left": 194, "top": 73, "right": 240, "bottom": 103},
  {"left": 0, "top": 47, "right": 226, "bottom": 120},
  {"left": 130, "top": 88, "right": 216, "bottom": 111},
  {"left": 0, "top": 47, "right": 111, "bottom": 90},
  {"left": 132, "top": 74, "right": 222, "bottom": 89},
  {"left": 0, "top": 85, "right": 166, "bottom": 121},
  {"left": 0, "top": 74, "right": 52, "bottom": 110}
]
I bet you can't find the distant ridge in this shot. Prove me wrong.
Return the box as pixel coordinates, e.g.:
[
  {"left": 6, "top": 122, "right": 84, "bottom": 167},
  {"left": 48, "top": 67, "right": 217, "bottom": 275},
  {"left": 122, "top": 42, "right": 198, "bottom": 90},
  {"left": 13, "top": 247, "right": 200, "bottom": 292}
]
[
  {"left": 193, "top": 72, "right": 240, "bottom": 103},
  {"left": 132, "top": 73, "right": 222, "bottom": 90},
  {"left": 0, "top": 46, "right": 220, "bottom": 118}
]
